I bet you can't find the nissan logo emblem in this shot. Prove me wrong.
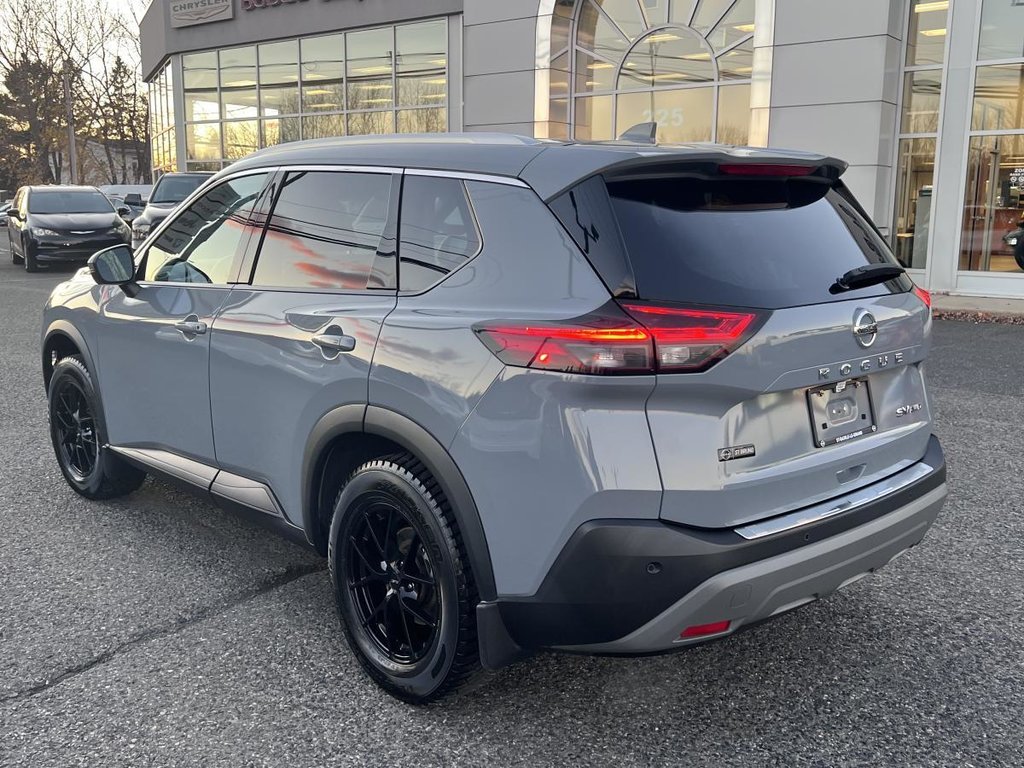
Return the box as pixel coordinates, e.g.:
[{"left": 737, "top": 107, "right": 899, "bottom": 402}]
[{"left": 852, "top": 309, "right": 878, "bottom": 348}]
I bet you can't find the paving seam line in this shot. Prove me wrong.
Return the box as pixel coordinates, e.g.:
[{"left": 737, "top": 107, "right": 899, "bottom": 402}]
[{"left": 0, "top": 562, "right": 325, "bottom": 706}]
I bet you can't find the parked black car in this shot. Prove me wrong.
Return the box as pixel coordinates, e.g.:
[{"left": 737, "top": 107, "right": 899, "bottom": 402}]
[
  {"left": 131, "top": 172, "right": 213, "bottom": 249},
  {"left": 7, "top": 186, "right": 132, "bottom": 272}
]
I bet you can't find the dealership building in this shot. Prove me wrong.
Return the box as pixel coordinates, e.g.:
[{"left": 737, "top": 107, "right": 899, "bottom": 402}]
[{"left": 140, "top": 0, "right": 1024, "bottom": 298}]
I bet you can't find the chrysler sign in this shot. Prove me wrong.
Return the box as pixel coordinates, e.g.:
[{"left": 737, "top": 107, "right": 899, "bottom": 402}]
[{"left": 170, "top": 0, "right": 233, "bottom": 28}]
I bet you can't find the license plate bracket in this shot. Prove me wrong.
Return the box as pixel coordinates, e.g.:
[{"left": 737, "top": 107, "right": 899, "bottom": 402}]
[{"left": 807, "top": 379, "right": 875, "bottom": 448}]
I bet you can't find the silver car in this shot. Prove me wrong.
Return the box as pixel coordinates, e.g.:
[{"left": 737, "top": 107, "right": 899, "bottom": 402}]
[{"left": 41, "top": 134, "right": 946, "bottom": 702}]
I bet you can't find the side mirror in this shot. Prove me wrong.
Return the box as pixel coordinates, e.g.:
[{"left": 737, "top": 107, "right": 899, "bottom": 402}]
[
  {"left": 124, "top": 193, "right": 142, "bottom": 206},
  {"left": 88, "top": 245, "right": 139, "bottom": 296},
  {"left": 116, "top": 205, "right": 132, "bottom": 219},
  {"left": 6, "top": 209, "right": 18, "bottom": 219}
]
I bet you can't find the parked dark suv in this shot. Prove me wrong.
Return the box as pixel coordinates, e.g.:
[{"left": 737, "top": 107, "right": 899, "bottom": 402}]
[
  {"left": 41, "top": 135, "right": 946, "bottom": 702},
  {"left": 8, "top": 186, "right": 131, "bottom": 272}
]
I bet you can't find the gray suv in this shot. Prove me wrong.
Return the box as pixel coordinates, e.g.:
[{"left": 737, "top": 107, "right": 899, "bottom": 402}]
[{"left": 41, "top": 135, "right": 947, "bottom": 703}]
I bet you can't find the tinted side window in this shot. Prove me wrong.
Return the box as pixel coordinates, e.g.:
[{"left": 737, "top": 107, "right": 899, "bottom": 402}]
[
  {"left": 399, "top": 176, "right": 480, "bottom": 292},
  {"left": 145, "top": 173, "right": 269, "bottom": 284},
  {"left": 252, "top": 171, "right": 393, "bottom": 291}
]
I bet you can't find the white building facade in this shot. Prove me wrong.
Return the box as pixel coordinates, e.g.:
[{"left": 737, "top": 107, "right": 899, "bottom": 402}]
[{"left": 141, "top": 0, "right": 1024, "bottom": 298}]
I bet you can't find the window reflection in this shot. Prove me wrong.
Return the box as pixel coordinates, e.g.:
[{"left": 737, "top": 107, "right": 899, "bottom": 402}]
[
  {"left": 253, "top": 171, "right": 393, "bottom": 290},
  {"left": 399, "top": 176, "right": 481, "bottom": 292},
  {"left": 146, "top": 174, "right": 269, "bottom": 283}
]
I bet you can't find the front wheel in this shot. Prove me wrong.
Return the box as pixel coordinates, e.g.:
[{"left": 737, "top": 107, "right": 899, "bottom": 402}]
[
  {"left": 48, "top": 355, "right": 146, "bottom": 499},
  {"left": 329, "top": 455, "right": 481, "bottom": 703},
  {"left": 24, "top": 240, "right": 38, "bottom": 272}
]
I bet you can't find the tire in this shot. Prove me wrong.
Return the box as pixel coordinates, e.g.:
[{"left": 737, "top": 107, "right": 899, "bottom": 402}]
[
  {"left": 24, "top": 239, "right": 38, "bottom": 272},
  {"left": 48, "top": 355, "right": 146, "bottom": 499},
  {"left": 329, "top": 454, "right": 481, "bottom": 703}
]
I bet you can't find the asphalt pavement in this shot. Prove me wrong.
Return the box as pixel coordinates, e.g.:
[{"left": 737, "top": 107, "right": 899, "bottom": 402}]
[{"left": 1, "top": 241, "right": 1022, "bottom": 767}]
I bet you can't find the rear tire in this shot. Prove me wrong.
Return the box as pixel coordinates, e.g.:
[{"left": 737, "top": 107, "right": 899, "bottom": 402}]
[
  {"left": 328, "top": 455, "right": 481, "bottom": 703},
  {"left": 48, "top": 355, "right": 146, "bottom": 499}
]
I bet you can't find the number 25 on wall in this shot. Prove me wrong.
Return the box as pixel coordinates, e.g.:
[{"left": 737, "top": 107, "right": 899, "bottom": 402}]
[{"left": 641, "top": 108, "right": 685, "bottom": 127}]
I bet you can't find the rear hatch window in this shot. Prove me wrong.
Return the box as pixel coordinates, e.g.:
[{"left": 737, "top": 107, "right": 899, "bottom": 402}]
[{"left": 554, "top": 173, "right": 910, "bottom": 309}]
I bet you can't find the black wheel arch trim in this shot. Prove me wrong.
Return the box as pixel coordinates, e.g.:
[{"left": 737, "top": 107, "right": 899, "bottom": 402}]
[
  {"left": 42, "top": 321, "right": 96, "bottom": 390},
  {"left": 301, "top": 404, "right": 497, "bottom": 603}
]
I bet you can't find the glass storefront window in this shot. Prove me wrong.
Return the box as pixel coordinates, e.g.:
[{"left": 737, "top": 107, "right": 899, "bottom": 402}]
[
  {"left": 891, "top": 1, "right": 949, "bottom": 271},
  {"left": 396, "top": 21, "right": 446, "bottom": 108},
  {"left": 958, "top": 0, "right": 1024, "bottom": 274},
  {"left": 186, "top": 123, "right": 221, "bottom": 162},
  {"left": 978, "top": 0, "right": 1024, "bottom": 62},
  {"left": 574, "top": 94, "right": 614, "bottom": 140},
  {"left": 183, "top": 52, "right": 218, "bottom": 90},
  {"left": 717, "top": 83, "right": 751, "bottom": 145},
  {"left": 905, "top": 0, "right": 949, "bottom": 67},
  {"left": 901, "top": 71, "right": 942, "bottom": 133},
  {"left": 893, "top": 138, "right": 937, "bottom": 268},
  {"left": 223, "top": 120, "right": 259, "bottom": 160},
  {"left": 301, "top": 34, "right": 345, "bottom": 111},
  {"left": 960, "top": 134, "right": 1024, "bottom": 272},
  {"left": 259, "top": 40, "right": 299, "bottom": 117},
  {"left": 616, "top": 88, "right": 713, "bottom": 143},
  {"left": 348, "top": 110, "right": 395, "bottom": 136},
  {"left": 164, "top": 18, "right": 448, "bottom": 170},
  {"left": 398, "top": 108, "right": 447, "bottom": 133},
  {"left": 262, "top": 117, "right": 301, "bottom": 147},
  {"left": 347, "top": 28, "right": 394, "bottom": 112},
  {"left": 302, "top": 113, "right": 346, "bottom": 140},
  {"left": 972, "top": 64, "right": 1024, "bottom": 131},
  {"left": 569, "top": 0, "right": 757, "bottom": 144},
  {"left": 220, "top": 47, "right": 257, "bottom": 88}
]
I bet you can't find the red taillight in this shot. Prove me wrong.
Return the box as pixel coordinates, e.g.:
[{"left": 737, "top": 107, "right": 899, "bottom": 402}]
[
  {"left": 474, "top": 303, "right": 763, "bottom": 375},
  {"left": 718, "top": 163, "right": 816, "bottom": 177},
  {"left": 621, "top": 303, "right": 761, "bottom": 372},
  {"left": 913, "top": 285, "right": 931, "bottom": 309},
  {"left": 474, "top": 316, "right": 654, "bottom": 375},
  {"left": 680, "top": 620, "right": 731, "bottom": 639}
]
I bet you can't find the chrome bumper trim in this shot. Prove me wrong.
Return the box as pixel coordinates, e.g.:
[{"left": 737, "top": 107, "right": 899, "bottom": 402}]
[{"left": 734, "top": 460, "right": 936, "bottom": 541}]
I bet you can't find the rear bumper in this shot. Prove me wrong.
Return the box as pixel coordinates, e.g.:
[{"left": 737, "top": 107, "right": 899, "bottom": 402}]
[{"left": 485, "top": 435, "right": 945, "bottom": 661}]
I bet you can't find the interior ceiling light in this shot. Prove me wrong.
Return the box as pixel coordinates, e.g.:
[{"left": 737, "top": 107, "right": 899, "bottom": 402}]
[
  {"left": 920, "top": 28, "right": 947, "bottom": 36},
  {"left": 588, "top": 61, "right": 614, "bottom": 69},
  {"left": 914, "top": 1, "right": 948, "bottom": 12},
  {"left": 733, "top": 23, "right": 755, "bottom": 32},
  {"left": 646, "top": 33, "right": 680, "bottom": 43}
]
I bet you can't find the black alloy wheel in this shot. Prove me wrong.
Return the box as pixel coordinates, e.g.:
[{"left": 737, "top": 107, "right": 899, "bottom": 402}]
[
  {"left": 329, "top": 455, "right": 481, "bottom": 703},
  {"left": 345, "top": 496, "right": 441, "bottom": 665},
  {"left": 52, "top": 377, "right": 98, "bottom": 482},
  {"left": 47, "top": 355, "right": 146, "bottom": 499}
]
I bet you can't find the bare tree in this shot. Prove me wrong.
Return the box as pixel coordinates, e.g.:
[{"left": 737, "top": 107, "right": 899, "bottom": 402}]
[{"left": 0, "top": 0, "right": 152, "bottom": 186}]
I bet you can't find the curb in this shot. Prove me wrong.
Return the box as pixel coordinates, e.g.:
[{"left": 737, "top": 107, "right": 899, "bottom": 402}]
[{"left": 933, "top": 309, "right": 1024, "bottom": 325}]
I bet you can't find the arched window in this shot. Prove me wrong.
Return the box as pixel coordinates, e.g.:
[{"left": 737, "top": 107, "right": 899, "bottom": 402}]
[{"left": 553, "top": 0, "right": 759, "bottom": 144}]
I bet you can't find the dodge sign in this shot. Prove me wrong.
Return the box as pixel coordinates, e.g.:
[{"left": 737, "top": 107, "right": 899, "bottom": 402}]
[{"left": 170, "top": 0, "right": 234, "bottom": 28}]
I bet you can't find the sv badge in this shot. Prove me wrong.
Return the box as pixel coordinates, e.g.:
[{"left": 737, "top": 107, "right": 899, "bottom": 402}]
[{"left": 895, "top": 403, "right": 923, "bottom": 417}]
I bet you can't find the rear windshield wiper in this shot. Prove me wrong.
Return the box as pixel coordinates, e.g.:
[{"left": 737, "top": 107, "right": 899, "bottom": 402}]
[{"left": 829, "top": 263, "right": 905, "bottom": 294}]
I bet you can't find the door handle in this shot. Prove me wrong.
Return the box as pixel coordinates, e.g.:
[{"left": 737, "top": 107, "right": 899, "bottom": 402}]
[
  {"left": 312, "top": 333, "right": 356, "bottom": 353},
  {"left": 174, "top": 318, "right": 207, "bottom": 336}
]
